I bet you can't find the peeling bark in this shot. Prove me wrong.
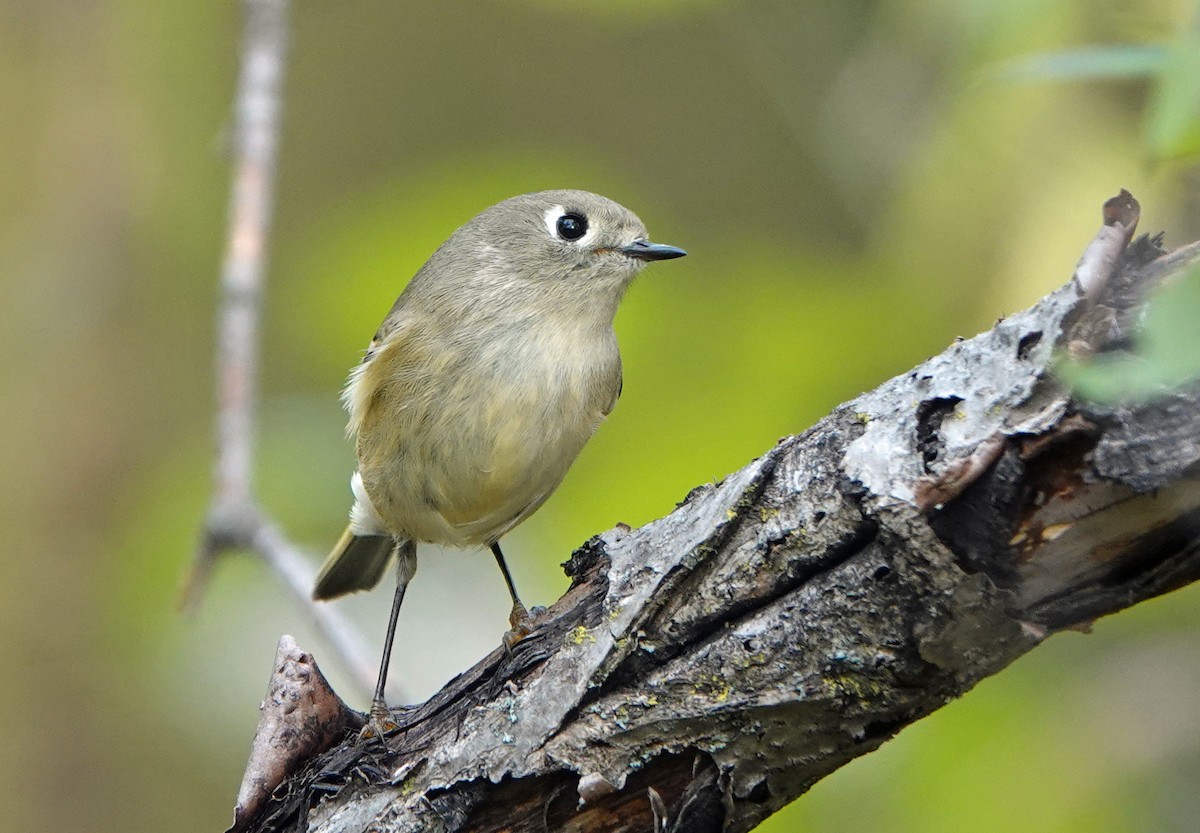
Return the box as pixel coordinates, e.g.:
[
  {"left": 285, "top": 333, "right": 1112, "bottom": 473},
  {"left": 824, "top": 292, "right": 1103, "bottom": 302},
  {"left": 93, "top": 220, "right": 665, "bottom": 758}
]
[{"left": 240, "top": 200, "right": 1200, "bottom": 833}]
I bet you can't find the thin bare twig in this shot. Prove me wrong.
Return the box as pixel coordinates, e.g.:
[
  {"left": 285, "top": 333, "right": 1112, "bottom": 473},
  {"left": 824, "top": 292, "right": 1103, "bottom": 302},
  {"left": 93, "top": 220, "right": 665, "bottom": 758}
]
[{"left": 184, "top": 0, "right": 374, "bottom": 702}]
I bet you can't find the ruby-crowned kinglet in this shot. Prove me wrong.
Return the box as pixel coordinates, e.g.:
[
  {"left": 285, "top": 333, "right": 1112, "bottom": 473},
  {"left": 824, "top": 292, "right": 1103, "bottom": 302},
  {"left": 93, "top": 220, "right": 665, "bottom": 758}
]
[{"left": 311, "top": 190, "right": 685, "bottom": 724}]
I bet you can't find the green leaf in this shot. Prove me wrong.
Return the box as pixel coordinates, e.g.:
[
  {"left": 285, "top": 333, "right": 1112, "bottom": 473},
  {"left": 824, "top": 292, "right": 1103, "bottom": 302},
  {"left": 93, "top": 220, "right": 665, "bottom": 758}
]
[
  {"left": 1061, "top": 262, "right": 1200, "bottom": 402},
  {"left": 1145, "top": 22, "right": 1200, "bottom": 161},
  {"left": 993, "top": 45, "right": 1166, "bottom": 83}
]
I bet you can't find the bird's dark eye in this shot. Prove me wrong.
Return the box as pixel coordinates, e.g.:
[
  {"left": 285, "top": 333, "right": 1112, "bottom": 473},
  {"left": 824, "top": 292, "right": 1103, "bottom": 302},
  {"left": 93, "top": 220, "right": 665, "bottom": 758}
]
[{"left": 556, "top": 213, "right": 588, "bottom": 241}]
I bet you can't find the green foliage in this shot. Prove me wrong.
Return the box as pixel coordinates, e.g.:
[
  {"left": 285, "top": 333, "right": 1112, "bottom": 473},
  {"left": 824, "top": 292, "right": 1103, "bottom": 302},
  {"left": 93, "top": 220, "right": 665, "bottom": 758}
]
[
  {"left": 1146, "top": 19, "right": 1200, "bottom": 161},
  {"left": 995, "top": 44, "right": 1167, "bottom": 82},
  {"left": 1060, "top": 263, "right": 1200, "bottom": 401},
  {"left": 995, "top": 9, "right": 1200, "bottom": 163}
]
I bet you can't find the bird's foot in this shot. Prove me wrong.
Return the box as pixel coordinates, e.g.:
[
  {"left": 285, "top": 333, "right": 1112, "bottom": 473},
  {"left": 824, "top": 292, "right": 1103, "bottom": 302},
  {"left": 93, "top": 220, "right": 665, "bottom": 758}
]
[
  {"left": 502, "top": 601, "right": 535, "bottom": 654},
  {"left": 359, "top": 699, "right": 400, "bottom": 744}
]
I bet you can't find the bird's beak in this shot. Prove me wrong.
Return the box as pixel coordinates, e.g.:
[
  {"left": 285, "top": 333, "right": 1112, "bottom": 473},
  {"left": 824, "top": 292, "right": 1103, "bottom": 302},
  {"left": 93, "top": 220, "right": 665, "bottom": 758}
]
[{"left": 619, "top": 239, "right": 687, "bottom": 261}]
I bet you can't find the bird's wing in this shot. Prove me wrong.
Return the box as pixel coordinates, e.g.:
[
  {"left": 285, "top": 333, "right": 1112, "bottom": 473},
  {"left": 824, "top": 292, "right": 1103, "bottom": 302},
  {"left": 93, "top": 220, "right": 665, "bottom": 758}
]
[
  {"left": 603, "top": 356, "right": 623, "bottom": 416},
  {"left": 341, "top": 313, "right": 412, "bottom": 439}
]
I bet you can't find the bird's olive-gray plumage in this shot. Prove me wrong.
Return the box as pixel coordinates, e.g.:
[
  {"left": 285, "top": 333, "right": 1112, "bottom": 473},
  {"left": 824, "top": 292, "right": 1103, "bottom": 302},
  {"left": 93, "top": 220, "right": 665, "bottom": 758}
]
[{"left": 311, "top": 190, "right": 683, "bottom": 719}]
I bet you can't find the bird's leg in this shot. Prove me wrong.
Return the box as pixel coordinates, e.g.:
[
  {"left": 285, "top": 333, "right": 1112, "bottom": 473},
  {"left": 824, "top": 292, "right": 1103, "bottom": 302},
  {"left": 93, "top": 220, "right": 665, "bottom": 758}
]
[
  {"left": 364, "top": 540, "right": 416, "bottom": 741},
  {"left": 491, "top": 541, "right": 533, "bottom": 650}
]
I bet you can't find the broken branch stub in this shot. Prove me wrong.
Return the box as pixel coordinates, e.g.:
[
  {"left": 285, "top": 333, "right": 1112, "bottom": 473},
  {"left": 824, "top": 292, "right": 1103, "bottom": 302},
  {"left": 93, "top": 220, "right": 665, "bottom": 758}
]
[{"left": 229, "top": 636, "right": 362, "bottom": 833}]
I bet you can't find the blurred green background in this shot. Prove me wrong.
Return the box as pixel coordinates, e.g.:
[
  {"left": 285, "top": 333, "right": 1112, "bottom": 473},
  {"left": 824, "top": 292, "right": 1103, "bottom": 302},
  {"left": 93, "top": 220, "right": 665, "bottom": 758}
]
[{"left": 4, "top": 1, "right": 1199, "bottom": 831}]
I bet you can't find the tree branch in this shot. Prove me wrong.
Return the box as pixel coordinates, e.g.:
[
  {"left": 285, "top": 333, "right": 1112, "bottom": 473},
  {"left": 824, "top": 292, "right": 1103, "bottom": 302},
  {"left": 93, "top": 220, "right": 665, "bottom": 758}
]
[
  {"left": 186, "top": 0, "right": 375, "bottom": 701},
  {"left": 240, "top": 200, "right": 1200, "bottom": 833}
]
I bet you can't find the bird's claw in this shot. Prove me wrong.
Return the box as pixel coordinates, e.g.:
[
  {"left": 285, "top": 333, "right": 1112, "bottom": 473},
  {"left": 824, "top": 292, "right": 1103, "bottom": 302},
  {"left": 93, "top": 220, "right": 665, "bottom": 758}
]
[
  {"left": 360, "top": 701, "right": 400, "bottom": 744},
  {"left": 502, "top": 601, "right": 535, "bottom": 654}
]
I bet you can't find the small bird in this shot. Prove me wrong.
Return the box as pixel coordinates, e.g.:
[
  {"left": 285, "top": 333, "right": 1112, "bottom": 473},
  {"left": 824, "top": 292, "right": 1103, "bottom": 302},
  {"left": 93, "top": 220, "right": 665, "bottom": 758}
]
[{"left": 312, "top": 190, "right": 685, "bottom": 728}]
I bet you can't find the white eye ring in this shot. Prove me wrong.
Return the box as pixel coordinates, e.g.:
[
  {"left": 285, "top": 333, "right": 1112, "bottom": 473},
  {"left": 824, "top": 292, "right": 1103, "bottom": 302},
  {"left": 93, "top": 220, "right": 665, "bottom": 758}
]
[{"left": 543, "top": 206, "right": 597, "bottom": 247}]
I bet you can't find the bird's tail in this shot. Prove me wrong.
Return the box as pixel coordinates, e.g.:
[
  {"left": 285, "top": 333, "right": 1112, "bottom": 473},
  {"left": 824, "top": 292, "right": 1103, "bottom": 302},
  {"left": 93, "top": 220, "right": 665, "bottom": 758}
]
[{"left": 312, "top": 527, "right": 395, "bottom": 600}]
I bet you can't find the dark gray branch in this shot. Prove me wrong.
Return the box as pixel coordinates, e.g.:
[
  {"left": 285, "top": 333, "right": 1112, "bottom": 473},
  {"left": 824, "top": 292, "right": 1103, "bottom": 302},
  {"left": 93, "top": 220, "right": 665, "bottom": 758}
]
[{"left": 241, "top": 203, "right": 1200, "bottom": 833}]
